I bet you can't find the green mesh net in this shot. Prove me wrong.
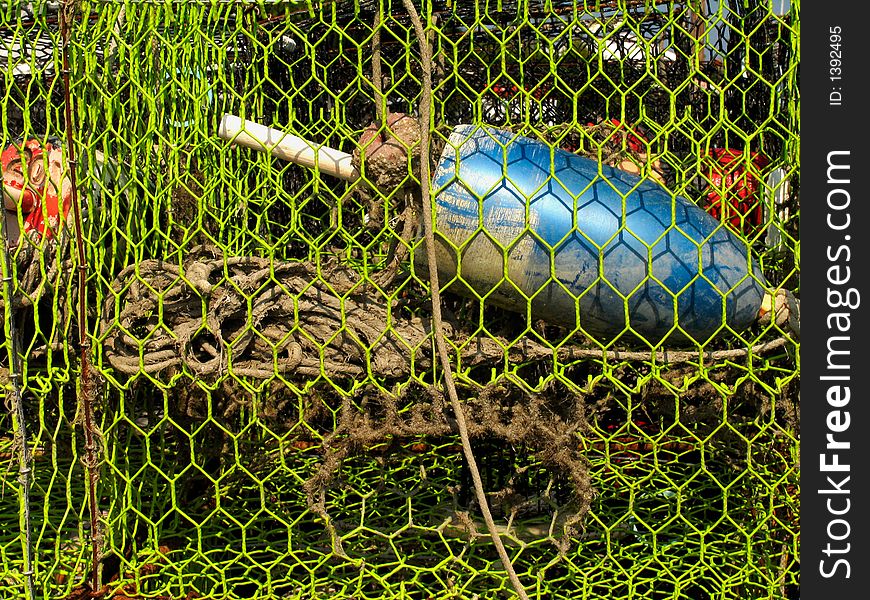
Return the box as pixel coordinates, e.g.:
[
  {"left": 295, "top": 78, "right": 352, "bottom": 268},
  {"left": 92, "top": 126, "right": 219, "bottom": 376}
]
[{"left": 1, "top": 1, "right": 799, "bottom": 598}]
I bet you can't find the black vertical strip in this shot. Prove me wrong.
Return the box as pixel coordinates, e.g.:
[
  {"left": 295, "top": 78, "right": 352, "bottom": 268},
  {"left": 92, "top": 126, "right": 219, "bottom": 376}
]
[{"left": 802, "top": 1, "right": 868, "bottom": 597}]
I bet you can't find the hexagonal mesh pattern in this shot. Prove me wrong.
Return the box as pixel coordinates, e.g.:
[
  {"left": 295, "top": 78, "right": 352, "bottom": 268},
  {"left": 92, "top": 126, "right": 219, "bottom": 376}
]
[{"left": 1, "top": 1, "right": 799, "bottom": 598}]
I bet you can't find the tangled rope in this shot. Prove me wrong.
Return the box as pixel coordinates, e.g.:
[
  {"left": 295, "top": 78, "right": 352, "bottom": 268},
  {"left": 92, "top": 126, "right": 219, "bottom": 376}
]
[
  {"left": 99, "top": 249, "right": 558, "bottom": 381},
  {"left": 98, "top": 248, "right": 793, "bottom": 383},
  {"left": 300, "top": 379, "right": 594, "bottom": 558},
  {"left": 0, "top": 236, "right": 70, "bottom": 311},
  {"left": 399, "top": 2, "right": 533, "bottom": 596}
]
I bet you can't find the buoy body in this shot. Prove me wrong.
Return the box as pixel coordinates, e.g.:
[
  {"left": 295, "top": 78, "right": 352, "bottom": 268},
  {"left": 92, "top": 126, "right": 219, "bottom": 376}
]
[
  {"left": 2, "top": 139, "right": 124, "bottom": 246},
  {"left": 422, "top": 125, "right": 768, "bottom": 344}
]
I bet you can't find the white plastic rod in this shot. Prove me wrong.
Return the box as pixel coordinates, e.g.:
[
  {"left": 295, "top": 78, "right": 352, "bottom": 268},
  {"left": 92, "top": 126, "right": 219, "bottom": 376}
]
[{"left": 218, "top": 114, "right": 359, "bottom": 182}]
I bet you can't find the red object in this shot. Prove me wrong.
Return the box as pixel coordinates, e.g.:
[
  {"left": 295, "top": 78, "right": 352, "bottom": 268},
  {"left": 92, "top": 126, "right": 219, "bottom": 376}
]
[
  {"left": 702, "top": 149, "right": 770, "bottom": 237},
  {"left": 490, "top": 82, "right": 548, "bottom": 100},
  {"left": 2, "top": 139, "right": 71, "bottom": 240}
]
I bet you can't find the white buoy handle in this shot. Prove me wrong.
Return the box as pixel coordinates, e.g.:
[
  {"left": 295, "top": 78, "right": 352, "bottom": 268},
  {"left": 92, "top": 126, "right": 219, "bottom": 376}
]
[{"left": 218, "top": 114, "right": 359, "bottom": 182}]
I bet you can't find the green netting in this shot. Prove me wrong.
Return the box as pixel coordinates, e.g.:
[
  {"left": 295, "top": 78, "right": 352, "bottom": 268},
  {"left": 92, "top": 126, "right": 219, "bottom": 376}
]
[{"left": 1, "top": 1, "right": 799, "bottom": 598}]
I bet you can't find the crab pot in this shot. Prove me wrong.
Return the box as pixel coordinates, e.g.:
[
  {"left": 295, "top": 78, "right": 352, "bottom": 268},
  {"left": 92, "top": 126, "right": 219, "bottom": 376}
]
[{"left": 419, "top": 125, "right": 768, "bottom": 344}]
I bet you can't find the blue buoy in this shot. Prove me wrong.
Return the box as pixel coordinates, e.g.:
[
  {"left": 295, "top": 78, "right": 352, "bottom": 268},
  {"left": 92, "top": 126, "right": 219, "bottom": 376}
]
[{"left": 423, "top": 125, "right": 768, "bottom": 345}]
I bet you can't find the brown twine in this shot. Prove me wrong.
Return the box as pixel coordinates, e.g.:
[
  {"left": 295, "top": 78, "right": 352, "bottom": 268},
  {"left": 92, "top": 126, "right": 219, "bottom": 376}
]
[
  {"left": 0, "top": 238, "right": 70, "bottom": 311},
  {"left": 401, "top": 1, "right": 531, "bottom": 597},
  {"left": 98, "top": 249, "right": 791, "bottom": 380},
  {"left": 60, "top": 1, "right": 103, "bottom": 592},
  {"left": 98, "top": 250, "right": 560, "bottom": 381},
  {"left": 293, "top": 380, "right": 594, "bottom": 556}
]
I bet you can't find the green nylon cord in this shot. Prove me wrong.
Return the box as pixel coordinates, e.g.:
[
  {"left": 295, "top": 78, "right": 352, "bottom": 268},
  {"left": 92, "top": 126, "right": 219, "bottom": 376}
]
[{"left": 0, "top": 2, "right": 800, "bottom": 597}]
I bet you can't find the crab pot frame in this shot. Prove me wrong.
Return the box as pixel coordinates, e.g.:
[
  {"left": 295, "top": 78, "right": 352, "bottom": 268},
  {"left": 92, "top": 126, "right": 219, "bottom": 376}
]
[{"left": 0, "top": 2, "right": 798, "bottom": 599}]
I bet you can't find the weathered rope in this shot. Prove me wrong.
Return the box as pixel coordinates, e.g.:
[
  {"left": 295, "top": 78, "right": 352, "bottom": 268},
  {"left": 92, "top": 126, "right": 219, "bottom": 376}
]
[
  {"left": 99, "top": 252, "right": 792, "bottom": 380},
  {"left": 98, "top": 252, "right": 559, "bottom": 380},
  {"left": 401, "top": 1, "right": 532, "bottom": 597},
  {"left": 0, "top": 238, "right": 69, "bottom": 311}
]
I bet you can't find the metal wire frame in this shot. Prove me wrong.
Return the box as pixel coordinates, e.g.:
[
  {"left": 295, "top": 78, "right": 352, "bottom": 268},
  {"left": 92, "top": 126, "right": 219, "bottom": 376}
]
[{"left": 0, "top": 1, "right": 799, "bottom": 598}]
